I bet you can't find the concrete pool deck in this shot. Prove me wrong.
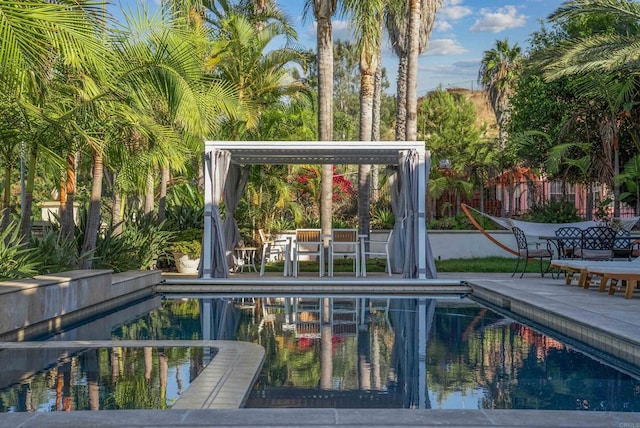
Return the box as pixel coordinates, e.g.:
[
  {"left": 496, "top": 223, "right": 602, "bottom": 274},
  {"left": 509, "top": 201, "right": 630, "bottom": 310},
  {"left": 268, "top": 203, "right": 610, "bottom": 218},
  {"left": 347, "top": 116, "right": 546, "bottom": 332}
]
[{"left": 2, "top": 271, "right": 640, "bottom": 427}]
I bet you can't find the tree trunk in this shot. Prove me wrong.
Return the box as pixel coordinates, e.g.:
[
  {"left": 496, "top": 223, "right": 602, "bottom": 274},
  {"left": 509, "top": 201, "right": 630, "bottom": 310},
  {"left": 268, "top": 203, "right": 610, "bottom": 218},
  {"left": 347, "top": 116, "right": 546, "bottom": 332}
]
[
  {"left": 358, "top": 70, "right": 375, "bottom": 240},
  {"left": 1, "top": 163, "right": 11, "bottom": 231},
  {"left": 405, "top": 0, "right": 421, "bottom": 142},
  {"left": 112, "top": 192, "right": 123, "bottom": 235},
  {"left": 395, "top": 54, "right": 408, "bottom": 141},
  {"left": 158, "top": 166, "right": 170, "bottom": 222},
  {"left": 144, "top": 171, "right": 154, "bottom": 216},
  {"left": 315, "top": 0, "right": 336, "bottom": 253},
  {"left": 19, "top": 143, "right": 38, "bottom": 241},
  {"left": 60, "top": 151, "right": 77, "bottom": 241},
  {"left": 371, "top": 42, "right": 383, "bottom": 203},
  {"left": 80, "top": 148, "right": 104, "bottom": 269}
]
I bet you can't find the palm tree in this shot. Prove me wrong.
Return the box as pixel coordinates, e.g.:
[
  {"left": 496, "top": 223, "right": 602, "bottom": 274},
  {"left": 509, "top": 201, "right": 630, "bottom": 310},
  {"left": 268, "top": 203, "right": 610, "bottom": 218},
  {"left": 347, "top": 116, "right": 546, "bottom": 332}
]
[
  {"left": 543, "top": 0, "right": 640, "bottom": 217},
  {"left": 308, "top": 0, "right": 338, "bottom": 254},
  {"left": 478, "top": 39, "right": 522, "bottom": 149},
  {"left": 387, "top": 0, "right": 440, "bottom": 141},
  {"left": 0, "top": 1, "right": 106, "bottom": 240},
  {"left": 544, "top": 0, "right": 640, "bottom": 79},
  {"left": 341, "top": 0, "right": 385, "bottom": 240},
  {"left": 406, "top": 0, "right": 440, "bottom": 141}
]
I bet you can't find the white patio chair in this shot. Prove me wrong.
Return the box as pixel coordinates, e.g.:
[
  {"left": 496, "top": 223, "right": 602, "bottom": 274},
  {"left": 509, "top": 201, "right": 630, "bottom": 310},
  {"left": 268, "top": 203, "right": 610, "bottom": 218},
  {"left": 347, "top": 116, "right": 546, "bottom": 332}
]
[
  {"left": 360, "top": 229, "right": 393, "bottom": 277},
  {"left": 328, "top": 229, "right": 359, "bottom": 277},
  {"left": 259, "top": 229, "right": 289, "bottom": 276},
  {"left": 293, "top": 228, "right": 324, "bottom": 277}
]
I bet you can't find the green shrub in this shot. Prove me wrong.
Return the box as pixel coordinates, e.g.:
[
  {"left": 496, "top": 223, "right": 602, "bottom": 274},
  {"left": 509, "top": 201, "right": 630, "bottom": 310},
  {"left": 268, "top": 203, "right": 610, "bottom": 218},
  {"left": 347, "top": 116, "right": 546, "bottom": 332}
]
[
  {"left": 165, "top": 183, "right": 204, "bottom": 230},
  {"left": 0, "top": 221, "right": 39, "bottom": 279},
  {"left": 89, "top": 210, "right": 175, "bottom": 272},
  {"left": 372, "top": 207, "right": 394, "bottom": 229},
  {"left": 520, "top": 200, "right": 582, "bottom": 223},
  {"left": 30, "top": 229, "right": 82, "bottom": 274},
  {"left": 169, "top": 228, "right": 203, "bottom": 259}
]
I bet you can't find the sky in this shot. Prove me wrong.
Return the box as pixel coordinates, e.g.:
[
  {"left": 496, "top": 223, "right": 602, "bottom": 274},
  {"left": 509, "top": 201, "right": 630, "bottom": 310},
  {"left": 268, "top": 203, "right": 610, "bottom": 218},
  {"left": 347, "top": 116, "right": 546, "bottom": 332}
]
[
  {"left": 112, "top": 0, "right": 565, "bottom": 95},
  {"left": 274, "top": 0, "right": 565, "bottom": 95}
]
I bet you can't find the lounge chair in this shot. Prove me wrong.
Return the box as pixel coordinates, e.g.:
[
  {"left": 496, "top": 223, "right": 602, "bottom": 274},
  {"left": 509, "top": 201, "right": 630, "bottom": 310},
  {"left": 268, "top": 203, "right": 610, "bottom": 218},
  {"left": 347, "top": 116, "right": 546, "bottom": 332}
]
[
  {"left": 585, "top": 264, "right": 640, "bottom": 299},
  {"left": 550, "top": 258, "right": 640, "bottom": 289}
]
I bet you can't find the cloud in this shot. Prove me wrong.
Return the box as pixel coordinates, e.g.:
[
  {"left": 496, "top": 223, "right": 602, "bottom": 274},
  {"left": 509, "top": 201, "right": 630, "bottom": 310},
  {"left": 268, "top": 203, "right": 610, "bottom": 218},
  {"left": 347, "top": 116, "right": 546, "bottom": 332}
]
[
  {"left": 426, "top": 39, "right": 468, "bottom": 56},
  {"left": 439, "top": 0, "right": 473, "bottom": 20},
  {"left": 434, "top": 20, "right": 453, "bottom": 32},
  {"left": 470, "top": 6, "right": 527, "bottom": 33},
  {"left": 421, "top": 59, "right": 480, "bottom": 75}
]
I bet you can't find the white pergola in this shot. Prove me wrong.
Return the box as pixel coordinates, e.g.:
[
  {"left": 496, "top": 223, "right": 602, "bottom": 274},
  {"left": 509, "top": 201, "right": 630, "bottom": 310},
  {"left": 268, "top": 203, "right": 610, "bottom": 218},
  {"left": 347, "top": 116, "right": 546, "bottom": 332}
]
[{"left": 201, "top": 140, "right": 437, "bottom": 279}]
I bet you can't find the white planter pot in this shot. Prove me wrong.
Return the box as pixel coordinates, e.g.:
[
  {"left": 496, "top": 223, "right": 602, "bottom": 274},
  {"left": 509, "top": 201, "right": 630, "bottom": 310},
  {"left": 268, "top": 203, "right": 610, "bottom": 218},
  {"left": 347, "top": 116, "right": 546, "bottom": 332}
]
[{"left": 173, "top": 252, "right": 200, "bottom": 274}]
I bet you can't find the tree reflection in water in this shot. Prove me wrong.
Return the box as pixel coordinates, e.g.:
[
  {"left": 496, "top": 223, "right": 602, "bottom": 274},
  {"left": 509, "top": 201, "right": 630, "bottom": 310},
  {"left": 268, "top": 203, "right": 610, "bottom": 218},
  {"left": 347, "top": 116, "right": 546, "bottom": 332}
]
[{"left": 2, "top": 297, "right": 638, "bottom": 412}]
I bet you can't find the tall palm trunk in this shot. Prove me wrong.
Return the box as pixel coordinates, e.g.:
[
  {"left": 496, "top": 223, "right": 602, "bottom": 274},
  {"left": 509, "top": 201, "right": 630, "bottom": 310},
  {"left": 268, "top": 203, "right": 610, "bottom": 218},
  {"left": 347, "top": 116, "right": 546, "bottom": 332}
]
[
  {"left": 371, "top": 41, "right": 383, "bottom": 203},
  {"left": 314, "top": 0, "right": 336, "bottom": 253},
  {"left": 405, "top": 0, "right": 421, "bottom": 141},
  {"left": 80, "top": 148, "right": 104, "bottom": 269},
  {"left": 358, "top": 69, "right": 376, "bottom": 240},
  {"left": 395, "top": 46, "right": 408, "bottom": 141}
]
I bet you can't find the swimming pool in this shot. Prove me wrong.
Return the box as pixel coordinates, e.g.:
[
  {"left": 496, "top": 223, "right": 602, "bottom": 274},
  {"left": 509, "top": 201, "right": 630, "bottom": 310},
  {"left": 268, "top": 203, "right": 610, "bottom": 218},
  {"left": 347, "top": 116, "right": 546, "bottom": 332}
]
[{"left": 1, "top": 296, "right": 638, "bottom": 412}]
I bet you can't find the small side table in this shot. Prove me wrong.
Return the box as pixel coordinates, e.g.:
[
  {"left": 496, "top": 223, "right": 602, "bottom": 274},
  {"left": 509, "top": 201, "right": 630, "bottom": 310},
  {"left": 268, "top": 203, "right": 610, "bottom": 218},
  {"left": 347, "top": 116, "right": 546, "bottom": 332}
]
[{"left": 234, "top": 247, "right": 258, "bottom": 273}]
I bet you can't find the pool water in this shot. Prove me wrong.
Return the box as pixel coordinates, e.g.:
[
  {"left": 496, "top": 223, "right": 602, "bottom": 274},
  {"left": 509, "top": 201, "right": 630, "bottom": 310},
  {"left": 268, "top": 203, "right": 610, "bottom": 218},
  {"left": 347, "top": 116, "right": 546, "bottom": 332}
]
[{"left": 1, "top": 296, "right": 638, "bottom": 412}]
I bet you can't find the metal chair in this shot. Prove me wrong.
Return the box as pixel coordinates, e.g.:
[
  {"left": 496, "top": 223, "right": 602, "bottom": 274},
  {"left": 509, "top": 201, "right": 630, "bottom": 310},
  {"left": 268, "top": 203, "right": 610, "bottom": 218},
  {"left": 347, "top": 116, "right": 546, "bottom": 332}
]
[
  {"left": 554, "top": 226, "right": 582, "bottom": 259},
  {"left": 511, "top": 226, "right": 553, "bottom": 278},
  {"left": 361, "top": 229, "right": 393, "bottom": 277},
  {"left": 328, "top": 229, "right": 359, "bottom": 277},
  {"left": 574, "top": 226, "right": 616, "bottom": 261},
  {"left": 613, "top": 228, "right": 638, "bottom": 260},
  {"left": 293, "top": 228, "right": 324, "bottom": 277}
]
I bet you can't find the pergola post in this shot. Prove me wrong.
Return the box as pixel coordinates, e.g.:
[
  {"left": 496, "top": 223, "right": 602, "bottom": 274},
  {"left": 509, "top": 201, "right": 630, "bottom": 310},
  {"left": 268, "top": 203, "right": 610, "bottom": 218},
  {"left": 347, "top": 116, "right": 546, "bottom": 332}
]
[
  {"left": 202, "top": 149, "right": 213, "bottom": 278},
  {"left": 417, "top": 148, "right": 427, "bottom": 279}
]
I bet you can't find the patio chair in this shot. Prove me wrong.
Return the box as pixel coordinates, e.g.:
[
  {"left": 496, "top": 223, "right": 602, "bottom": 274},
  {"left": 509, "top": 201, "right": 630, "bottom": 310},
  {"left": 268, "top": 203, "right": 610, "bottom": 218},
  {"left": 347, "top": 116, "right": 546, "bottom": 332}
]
[
  {"left": 612, "top": 229, "right": 639, "bottom": 260},
  {"left": 328, "top": 228, "right": 359, "bottom": 277},
  {"left": 259, "top": 229, "right": 290, "bottom": 277},
  {"left": 293, "top": 228, "right": 324, "bottom": 277},
  {"left": 554, "top": 226, "right": 582, "bottom": 259},
  {"left": 361, "top": 229, "right": 393, "bottom": 277},
  {"left": 574, "top": 226, "right": 616, "bottom": 261},
  {"left": 511, "top": 226, "right": 553, "bottom": 278}
]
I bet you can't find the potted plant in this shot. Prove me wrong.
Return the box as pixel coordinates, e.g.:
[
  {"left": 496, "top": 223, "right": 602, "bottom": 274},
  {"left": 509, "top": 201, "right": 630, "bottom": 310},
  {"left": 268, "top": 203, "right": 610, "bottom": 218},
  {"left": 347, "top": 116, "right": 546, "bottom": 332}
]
[{"left": 170, "top": 228, "right": 203, "bottom": 274}]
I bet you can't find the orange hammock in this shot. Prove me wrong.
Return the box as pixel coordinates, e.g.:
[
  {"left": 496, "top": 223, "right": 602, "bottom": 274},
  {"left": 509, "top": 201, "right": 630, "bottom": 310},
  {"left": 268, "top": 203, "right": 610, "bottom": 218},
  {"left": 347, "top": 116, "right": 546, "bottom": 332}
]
[{"left": 460, "top": 203, "right": 519, "bottom": 256}]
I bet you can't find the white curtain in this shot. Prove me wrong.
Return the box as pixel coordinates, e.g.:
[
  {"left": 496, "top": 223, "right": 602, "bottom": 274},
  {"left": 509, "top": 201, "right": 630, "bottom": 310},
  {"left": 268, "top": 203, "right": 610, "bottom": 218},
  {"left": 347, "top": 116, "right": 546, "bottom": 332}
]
[
  {"left": 400, "top": 150, "right": 437, "bottom": 279},
  {"left": 200, "top": 149, "right": 231, "bottom": 278},
  {"left": 223, "top": 164, "right": 250, "bottom": 267},
  {"left": 389, "top": 166, "right": 405, "bottom": 273}
]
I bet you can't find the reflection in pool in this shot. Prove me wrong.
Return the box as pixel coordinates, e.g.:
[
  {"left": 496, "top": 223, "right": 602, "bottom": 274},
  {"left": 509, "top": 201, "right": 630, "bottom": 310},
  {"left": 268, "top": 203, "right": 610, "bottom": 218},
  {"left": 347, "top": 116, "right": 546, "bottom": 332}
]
[
  {"left": 0, "top": 345, "right": 210, "bottom": 412},
  {"left": 1, "top": 296, "right": 638, "bottom": 412}
]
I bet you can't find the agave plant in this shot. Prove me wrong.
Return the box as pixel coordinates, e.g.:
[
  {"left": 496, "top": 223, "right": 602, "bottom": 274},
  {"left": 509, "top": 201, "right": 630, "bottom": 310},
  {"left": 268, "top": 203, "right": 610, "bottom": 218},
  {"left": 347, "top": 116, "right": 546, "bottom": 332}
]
[{"left": 0, "top": 220, "right": 39, "bottom": 279}]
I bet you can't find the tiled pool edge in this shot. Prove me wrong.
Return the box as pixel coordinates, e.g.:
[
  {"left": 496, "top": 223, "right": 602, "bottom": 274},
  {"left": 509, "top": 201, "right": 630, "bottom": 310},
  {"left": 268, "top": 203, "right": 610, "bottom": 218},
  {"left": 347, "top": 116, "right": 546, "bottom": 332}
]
[{"left": 468, "top": 279, "right": 640, "bottom": 369}]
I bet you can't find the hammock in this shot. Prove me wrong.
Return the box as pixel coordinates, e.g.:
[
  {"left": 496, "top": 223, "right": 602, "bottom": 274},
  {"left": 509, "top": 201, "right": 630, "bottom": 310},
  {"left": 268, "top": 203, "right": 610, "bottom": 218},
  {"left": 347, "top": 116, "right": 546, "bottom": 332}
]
[{"left": 460, "top": 203, "right": 640, "bottom": 257}]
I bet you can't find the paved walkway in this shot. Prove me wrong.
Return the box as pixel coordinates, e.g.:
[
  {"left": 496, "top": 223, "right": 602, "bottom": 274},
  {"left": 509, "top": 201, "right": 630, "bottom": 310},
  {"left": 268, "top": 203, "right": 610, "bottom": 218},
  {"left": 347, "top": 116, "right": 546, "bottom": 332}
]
[{"left": 3, "top": 271, "right": 640, "bottom": 427}]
